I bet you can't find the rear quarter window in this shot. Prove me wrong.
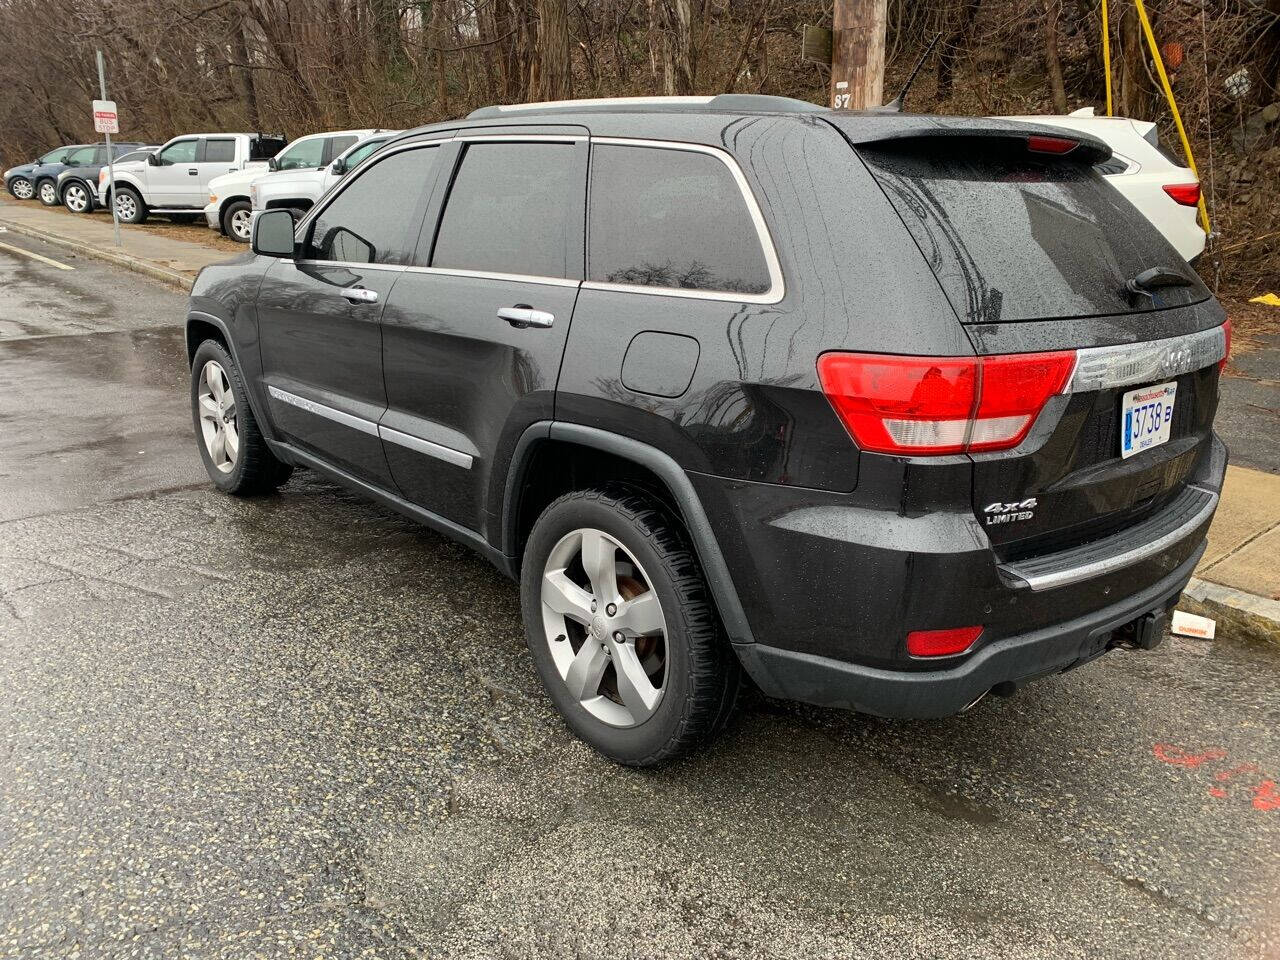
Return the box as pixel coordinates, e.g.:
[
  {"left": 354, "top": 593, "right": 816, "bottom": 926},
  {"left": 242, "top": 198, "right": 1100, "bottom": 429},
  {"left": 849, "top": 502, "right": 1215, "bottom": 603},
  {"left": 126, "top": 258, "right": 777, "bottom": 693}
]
[
  {"left": 861, "top": 144, "right": 1209, "bottom": 322},
  {"left": 587, "top": 143, "right": 772, "bottom": 296}
]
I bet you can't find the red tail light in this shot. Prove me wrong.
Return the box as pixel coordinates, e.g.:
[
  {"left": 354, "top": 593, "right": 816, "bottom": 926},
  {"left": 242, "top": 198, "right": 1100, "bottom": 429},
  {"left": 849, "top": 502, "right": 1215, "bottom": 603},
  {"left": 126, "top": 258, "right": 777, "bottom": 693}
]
[
  {"left": 1220, "top": 318, "right": 1231, "bottom": 372},
  {"left": 817, "top": 351, "right": 1077, "bottom": 455},
  {"left": 907, "top": 626, "right": 984, "bottom": 658},
  {"left": 1162, "top": 182, "right": 1201, "bottom": 206},
  {"left": 1027, "top": 134, "right": 1079, "bottom": 155}
]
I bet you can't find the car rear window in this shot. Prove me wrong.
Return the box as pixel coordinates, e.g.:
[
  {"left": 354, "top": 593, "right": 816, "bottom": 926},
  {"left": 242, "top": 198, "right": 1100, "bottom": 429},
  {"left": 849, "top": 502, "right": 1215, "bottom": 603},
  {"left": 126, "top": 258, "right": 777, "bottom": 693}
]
[
  {"left": 860, "top": 142, "right": 1209, "bottom": 322},
  {"left": 251, "top": 137, "right": 288, "bottom": 161}
]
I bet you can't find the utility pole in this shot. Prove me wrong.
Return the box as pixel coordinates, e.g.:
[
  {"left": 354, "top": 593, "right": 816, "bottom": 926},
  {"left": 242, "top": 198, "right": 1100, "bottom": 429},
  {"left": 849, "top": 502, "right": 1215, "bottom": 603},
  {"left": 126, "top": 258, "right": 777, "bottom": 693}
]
[
  {"left": 829, "top": 0, "right": 887, "bottom": 109},
  {"left": 95, "top": 50, "right": 122, "bottom": 247}
]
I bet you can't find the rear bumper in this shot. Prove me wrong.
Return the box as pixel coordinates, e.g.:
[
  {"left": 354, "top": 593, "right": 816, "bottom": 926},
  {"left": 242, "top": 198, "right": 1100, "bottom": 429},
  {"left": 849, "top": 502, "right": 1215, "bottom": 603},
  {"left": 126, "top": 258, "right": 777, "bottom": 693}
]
[{"left": 736, "top": 541, "right": 1202, "bottom": 718}]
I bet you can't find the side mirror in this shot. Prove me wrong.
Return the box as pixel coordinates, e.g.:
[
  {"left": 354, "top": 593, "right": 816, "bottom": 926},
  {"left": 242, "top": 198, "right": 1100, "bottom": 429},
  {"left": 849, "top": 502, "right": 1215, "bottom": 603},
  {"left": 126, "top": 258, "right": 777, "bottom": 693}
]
[
  {"left": 268, "top": 156, "right": 279, "bottom": 171},
  {"left": 147, "top": 153, "right": 160, "bottom": 166},
  {"left": 330, "top": 158, "right": 345, "bottom": 175},
  {"left": 251, "top": 209, "right": 296, "bottom": 258}
]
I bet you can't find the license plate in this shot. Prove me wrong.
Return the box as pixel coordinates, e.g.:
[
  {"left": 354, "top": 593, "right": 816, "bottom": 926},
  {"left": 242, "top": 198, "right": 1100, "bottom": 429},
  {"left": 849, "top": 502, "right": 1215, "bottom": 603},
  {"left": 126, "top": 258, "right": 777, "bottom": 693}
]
[{"left": 1121, "top": 381, "right": 1177, "bottom": 459}]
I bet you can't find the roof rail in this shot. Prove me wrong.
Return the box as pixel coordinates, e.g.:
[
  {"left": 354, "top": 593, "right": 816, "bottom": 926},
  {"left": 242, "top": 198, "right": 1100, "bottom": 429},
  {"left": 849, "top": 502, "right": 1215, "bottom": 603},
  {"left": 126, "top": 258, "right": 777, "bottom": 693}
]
[{"left": 466, "top": 94, "right": 826, "bottom": 120}]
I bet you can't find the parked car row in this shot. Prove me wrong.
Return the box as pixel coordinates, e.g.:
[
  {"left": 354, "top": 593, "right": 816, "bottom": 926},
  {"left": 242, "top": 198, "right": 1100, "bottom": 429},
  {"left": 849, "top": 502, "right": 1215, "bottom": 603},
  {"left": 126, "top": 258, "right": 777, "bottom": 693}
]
[{"left": 3, "top": 127, "right": 400, "bottom": 243}]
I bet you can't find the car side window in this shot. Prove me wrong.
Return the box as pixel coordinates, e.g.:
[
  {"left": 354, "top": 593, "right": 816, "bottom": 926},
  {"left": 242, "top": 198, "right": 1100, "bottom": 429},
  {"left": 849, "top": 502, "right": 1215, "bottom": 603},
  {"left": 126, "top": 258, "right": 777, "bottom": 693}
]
[
  {"left": 277, "top": 138, "right": 325, "bottom": 171},
  {"left": 342, "top": 139, "right": 386, "bottom": 169},
  {"left": 588, "top": 144, "right": 771, "bottom": 296},
  {"left": 326, "top": 136, "right": 358, "bottom": 162},
  {"left": 157, "top": 140, "right": 198, "bottom": 166},
  {"left": 305, "top": 147, "right": 439, "bottom": 265},
  {"left": 92, "top": 146, "right": 108, "bottom": 164},
  {"left": 66, "top": 146, "right": 97, "bottom": 165},
  {"left": 203, "top": 139, "right": 236, "bottom": 164},
  {"left": 39, "top": 149, "right": 67, "bottom": 163},
  {"left": 431, "top": 141, "right": 579, "bottom": 279},
  {"left": 1093, "top": 156, "right": 1131, "bottom": 176}
]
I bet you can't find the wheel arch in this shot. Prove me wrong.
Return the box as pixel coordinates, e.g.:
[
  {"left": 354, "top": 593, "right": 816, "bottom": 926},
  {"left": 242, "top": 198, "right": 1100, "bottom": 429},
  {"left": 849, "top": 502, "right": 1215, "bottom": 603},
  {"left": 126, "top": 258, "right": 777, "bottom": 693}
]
[
  {"left": 502, "top": 422, "right": 756, "bottom": 645},
  {"left": 218, "top": 194, "right": 251, "bottom": 219},
  {"left": 59, "top": 176, "right": 93, "bottom": 201}
]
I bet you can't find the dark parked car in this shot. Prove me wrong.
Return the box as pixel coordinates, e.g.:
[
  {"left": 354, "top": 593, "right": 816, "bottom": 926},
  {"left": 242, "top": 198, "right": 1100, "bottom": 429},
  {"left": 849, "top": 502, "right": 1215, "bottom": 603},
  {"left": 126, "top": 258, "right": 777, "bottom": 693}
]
[
  {"left": 56, "top": 144, "right": 155, "bottom": 213},
  {"left": 5, "top": 144, "right": 82, "bottom": 200},
  {"left": 184, "top": 95, "right": 1229, "bottom": 766}
]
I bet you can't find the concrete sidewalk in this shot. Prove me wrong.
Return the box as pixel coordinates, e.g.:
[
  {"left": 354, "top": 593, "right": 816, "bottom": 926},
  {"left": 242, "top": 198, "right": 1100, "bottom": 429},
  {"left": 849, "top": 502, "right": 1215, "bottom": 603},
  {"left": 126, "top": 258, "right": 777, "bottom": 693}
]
[
  {"left": 0, "top": 194, "right": 225, "bottom": 288},
  {"left": 2, "top": 191, "right": 1277, "bottom": 628}
]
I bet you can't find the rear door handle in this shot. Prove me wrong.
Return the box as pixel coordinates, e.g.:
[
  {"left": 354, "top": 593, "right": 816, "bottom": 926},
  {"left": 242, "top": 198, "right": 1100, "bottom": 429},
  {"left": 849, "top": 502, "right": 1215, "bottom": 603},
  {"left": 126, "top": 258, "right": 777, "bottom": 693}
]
[
  {"left": 341, "top": 286, "right": 379, "bottom": 304},
  {"left": 498, "top": 305, "right": 554, "bottom": 329}
]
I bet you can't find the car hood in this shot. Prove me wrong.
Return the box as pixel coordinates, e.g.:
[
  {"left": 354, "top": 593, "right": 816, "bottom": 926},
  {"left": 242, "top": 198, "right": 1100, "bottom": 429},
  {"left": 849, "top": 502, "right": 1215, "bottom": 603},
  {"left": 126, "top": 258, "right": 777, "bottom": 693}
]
[
  {"left": 209, "top": 169, "right": 259, "bottom": 194},
  {"left": 4, "top": 162, "right": 38, "bottom": 179}
]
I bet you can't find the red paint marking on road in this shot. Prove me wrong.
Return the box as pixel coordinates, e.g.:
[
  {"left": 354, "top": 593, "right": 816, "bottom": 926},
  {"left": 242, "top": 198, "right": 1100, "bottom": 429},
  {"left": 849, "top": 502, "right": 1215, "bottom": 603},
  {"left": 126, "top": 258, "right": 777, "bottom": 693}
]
[
  {"left": 1209, "top": 787, "right": 1227, "bottom": 798},
  {"left": 1213, "top": 763, "right": 1260, "bottom": 782},
  {"left": 1153, "top": 744, "right": 1227, "bottom": 768},
  {"left": 1253, "top": 781, "right": 1280, "bottom": 812}
]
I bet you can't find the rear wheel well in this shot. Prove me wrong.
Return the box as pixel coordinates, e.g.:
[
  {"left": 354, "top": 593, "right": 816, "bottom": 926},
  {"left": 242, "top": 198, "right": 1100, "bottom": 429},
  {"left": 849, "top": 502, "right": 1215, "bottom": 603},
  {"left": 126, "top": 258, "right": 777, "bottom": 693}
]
[
  {"left": 186, "top": 319, "right": 228, "bottom": 366},
  {"left": 510, "top": 439, "right": 683, "bottom": 572}
]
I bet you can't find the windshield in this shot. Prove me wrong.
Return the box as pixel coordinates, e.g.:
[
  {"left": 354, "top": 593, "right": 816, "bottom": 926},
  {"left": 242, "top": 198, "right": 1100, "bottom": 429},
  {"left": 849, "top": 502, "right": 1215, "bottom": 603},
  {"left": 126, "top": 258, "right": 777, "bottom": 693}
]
[{"left": 860, "top": 143, "right": 1210, "bottom": 322}]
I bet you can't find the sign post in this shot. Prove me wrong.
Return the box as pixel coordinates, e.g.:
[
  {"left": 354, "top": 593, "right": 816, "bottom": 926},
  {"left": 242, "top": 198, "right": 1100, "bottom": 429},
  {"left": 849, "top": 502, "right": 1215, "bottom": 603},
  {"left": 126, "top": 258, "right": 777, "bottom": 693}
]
[{"left": 94, "top": 50, "right": 122, "bottom": 247}]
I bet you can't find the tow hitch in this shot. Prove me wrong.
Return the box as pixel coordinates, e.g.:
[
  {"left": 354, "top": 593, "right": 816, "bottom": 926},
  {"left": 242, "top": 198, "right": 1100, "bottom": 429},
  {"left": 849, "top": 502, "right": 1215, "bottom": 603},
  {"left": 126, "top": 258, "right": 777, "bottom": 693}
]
[{"left": 1114, "top": 609, "right": 1168, "bottom": 650}]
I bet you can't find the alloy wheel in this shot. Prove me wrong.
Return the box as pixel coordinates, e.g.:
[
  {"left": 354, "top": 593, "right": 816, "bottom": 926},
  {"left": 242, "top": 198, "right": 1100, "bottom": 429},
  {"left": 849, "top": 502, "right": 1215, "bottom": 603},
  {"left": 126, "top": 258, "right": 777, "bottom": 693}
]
[
  {"left": 11, "top": 178, "right": 33, "bottom": 200},
  {"left": 196, "top": 360, "right": 239, "bottom": 474},
  {"left": 114, "top": 193, "right": 136, "bottom": 221},
  {"left": 38, "top": 181, "right": 56, "bottom": 204},
  {"left": 230, "top": 208, "right": 252, "bottom": 241},
  {"left": 65, "top": 184, "right": 89, "bottom": 212},
  {"left": 540, "top": 528, "right": 669, "bottom": 727}
]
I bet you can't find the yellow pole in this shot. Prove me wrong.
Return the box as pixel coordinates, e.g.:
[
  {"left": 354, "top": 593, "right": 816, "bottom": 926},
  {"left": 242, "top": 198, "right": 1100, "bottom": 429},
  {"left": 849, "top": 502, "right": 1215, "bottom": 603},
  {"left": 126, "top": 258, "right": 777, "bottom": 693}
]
[
  {"left": 1132, "top": 0, "right": 1211, "bottom": 234},
  {"left": 1101, "top": 0, "right": 1113, "bottom": 117}
]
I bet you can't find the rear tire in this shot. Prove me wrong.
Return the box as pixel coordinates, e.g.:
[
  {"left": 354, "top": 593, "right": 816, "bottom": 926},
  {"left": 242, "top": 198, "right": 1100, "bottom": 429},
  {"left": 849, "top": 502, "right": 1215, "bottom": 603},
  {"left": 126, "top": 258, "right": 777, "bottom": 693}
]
[
  {"left": 190, "top": 339, "right": 293, "bottom": 496},
  {"left": 221, "top": 200, "right": 253, "bottom": 242},
  {"left": 37, "top": 179, "right": 58, "bottom": 206},
  {"left": 8, "top": 176, "right": 34, "bottom": 200},
  {"left": 520, "top": 487, "right": 740, "bottom": 766},
  {"left": 62, "top": 180, "right": 94, "bottom": 213},
  {"left": 112, "top": 186, "right": 147, "bottom": 224}
]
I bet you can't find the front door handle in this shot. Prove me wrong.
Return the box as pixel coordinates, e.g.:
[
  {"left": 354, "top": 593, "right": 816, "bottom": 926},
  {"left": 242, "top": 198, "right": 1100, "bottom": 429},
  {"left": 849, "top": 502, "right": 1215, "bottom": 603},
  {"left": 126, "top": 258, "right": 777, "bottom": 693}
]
[
  {"left": 342, "top": 286, "right": 379, "bottom": 304},
  {"left": 187, "top": 168, "right": 198, "bottom": 175},
  {"left": 498, "top": 304, "right": 554, "bottom": 329}
]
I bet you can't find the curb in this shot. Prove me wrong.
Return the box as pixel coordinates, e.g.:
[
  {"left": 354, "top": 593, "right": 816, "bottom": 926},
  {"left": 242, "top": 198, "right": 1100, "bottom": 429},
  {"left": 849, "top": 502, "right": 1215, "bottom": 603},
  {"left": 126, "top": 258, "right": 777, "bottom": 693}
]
[
  {"left": 0, "top": 216, "right": 192, "bottom": 291},
  {"left": 1183, "top": 577, "right": 1280, "bottom": 645}
]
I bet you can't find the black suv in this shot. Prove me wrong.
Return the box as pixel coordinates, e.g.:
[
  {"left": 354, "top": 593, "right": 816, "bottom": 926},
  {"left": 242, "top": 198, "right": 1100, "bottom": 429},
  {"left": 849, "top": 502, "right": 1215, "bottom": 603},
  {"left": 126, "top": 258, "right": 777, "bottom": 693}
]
[{"left": 185, "top": 95, "right": 1228, "bottom": 766}]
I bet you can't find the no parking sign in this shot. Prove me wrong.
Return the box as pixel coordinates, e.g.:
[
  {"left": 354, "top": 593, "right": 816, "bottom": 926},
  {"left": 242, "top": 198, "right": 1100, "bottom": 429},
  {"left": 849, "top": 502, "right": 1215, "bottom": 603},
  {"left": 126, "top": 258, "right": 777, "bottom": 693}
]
[{"left": 92, "top": 99, "right": 118, "bottom": 134}]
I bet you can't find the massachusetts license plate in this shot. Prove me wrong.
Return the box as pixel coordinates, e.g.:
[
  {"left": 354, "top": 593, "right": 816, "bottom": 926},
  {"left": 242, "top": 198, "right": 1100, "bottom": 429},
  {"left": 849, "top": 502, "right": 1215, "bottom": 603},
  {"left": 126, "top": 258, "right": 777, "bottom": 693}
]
[{"left": 1121, "top": 381, "right": 1177, "bottom": 459}]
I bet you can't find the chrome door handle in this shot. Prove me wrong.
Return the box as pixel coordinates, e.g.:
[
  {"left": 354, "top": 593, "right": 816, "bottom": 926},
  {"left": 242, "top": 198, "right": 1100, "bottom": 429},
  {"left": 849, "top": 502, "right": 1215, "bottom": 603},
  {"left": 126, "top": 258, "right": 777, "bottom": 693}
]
[
  {"left": 498, "top": 305, "right": 554, "bottom": 329},
  {"left": 342, "top": 287, "right": 379, "bottom": 304}
]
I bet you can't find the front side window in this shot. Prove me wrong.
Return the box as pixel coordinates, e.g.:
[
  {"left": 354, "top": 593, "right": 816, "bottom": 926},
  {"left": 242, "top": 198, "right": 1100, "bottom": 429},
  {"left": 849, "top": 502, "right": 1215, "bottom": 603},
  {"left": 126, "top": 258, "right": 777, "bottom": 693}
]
[
  {"left": 115, "top": 150, "right": 152, "bottom": 164},
  {"left": 157, "top": 140, "right": 198, "bottom": 166},
  {"left": 39, "top": 148, "right": 68, "bottom": 163},
  {"left": 65, "top": 146, "right": 97, "bottom": 165},
  {"left": 203, "top": 139, "right": 236, "bottom": 163},
  {"left": 277, "top": 138, "right": 325, "bottom": 171},
  {"left": 588, "top": 144, "right": 772, "bottom": 296},
  {"left": 306, "top": 147, "right": 439, "bottom": 265},
  {"left": 431, "top": 141, "right": 579, "bottom": 279},
  {"left": 342, "top": 139, "right": 387, "bottom": 169},
  {"left": 326, "top": 136, "right": 358, "bottom": 160}
]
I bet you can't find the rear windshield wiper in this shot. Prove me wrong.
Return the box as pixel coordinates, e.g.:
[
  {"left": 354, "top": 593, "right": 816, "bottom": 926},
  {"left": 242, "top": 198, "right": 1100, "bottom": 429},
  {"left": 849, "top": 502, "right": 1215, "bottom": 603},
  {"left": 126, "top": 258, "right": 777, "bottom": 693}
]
[{"left": 1126, "top": 266, "right": 1194, "bottom": 302}]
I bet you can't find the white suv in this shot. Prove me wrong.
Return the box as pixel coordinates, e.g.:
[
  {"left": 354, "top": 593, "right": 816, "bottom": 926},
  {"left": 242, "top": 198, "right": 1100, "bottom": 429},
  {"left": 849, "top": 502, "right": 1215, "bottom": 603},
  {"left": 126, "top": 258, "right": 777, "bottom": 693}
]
[
  {"left": 99, "top": 133, "right": 287, "bottom": 224},
  {"left": 1004, "top": 109, "right": 1207, "bottom": 263},
  {"left": 251, "top": 131, "right": 401, "bottom": 218},
  {"left": 204, "top": 129, "right": 380, "bottom": 242}
]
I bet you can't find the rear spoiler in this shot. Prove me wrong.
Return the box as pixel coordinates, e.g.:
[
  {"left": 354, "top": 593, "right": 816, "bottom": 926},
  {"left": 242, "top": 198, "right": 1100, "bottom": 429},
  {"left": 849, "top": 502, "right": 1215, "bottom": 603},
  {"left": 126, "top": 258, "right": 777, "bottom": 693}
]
[{"left": 823, "top": 116, "right": 1113, "bottom": 165}]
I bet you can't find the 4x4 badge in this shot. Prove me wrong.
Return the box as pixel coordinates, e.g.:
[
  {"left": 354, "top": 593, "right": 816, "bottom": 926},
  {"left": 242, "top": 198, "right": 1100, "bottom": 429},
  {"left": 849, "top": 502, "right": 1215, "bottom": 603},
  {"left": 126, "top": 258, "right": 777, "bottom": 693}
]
[{"left": 984, "top": 498, "right": 1037, "bottom": 525}]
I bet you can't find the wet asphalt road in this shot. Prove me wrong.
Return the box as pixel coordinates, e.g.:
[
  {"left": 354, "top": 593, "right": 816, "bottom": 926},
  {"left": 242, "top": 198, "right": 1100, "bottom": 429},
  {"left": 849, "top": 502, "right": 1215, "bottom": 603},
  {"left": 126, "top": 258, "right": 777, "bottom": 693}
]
[{"left": 1, "top": 232, "right": 1278, "bottom": 959}]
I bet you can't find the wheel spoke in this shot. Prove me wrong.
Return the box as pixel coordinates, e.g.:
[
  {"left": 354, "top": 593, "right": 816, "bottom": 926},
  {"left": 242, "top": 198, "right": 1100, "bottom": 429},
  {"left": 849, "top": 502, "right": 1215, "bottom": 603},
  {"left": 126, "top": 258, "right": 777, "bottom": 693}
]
[
  {"left": 198, "top": 394, "right": 220, "bottom": 422},
  {"left": 541, "top": 569, "right": 594, "bottom": 624},
  {"left": 209, "top": 428, "right": 226, "bottom": 465},
  {"left": 579, "top": 530, "right": 618, "bottom": 603},
  {"left": 205, "top": 364, "right": 225, "bottom": 401},
  {"left": 223, "top": 423, "right": 239, "bottom": 461},
  {"left": 221, "top": 394, "right": 236, "bottom": 421},
  {"left": 563, "top": 640, "right": 610, "bottom": 701},
  {"left": 610, "top": 639, "right": 661, "bottom": 721},
  {"left": 613, "top": 591, "right": 663, "bottom": 637}
]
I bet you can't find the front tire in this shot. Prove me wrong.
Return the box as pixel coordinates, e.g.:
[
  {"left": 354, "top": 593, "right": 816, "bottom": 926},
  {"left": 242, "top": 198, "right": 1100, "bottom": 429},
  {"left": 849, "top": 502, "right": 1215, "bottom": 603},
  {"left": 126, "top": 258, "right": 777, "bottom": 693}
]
[
  {"left": 221, "top": 200, "right": 253, "bottom": 242},
  {"left": 8, "top": 176, "right": 34, "bottom": 200},
  {"left": 62, "top": 181, "right": 94, "bottom": 213},
  {"left": 190, "top": 339, "right": 293, "bottom": 496},
  {"left": 112, "top": 186, "right": 147, "bottom": 224},
  {"left": 37, "top": 179, "right": 58, "bottom": 206},
  {"left": 520, "top": 487, "right": 740, "bottom": 766}
]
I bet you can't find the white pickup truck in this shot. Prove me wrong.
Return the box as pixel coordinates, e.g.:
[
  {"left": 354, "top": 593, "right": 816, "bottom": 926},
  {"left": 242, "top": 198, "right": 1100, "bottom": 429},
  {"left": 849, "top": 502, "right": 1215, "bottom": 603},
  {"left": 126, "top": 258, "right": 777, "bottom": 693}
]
[
  {"left": 98, "top": 132, "right": 286, "bottom": 224},
  {"left": 250, "top": 131, "right": 401, "bottom": 220},
  {"left": 203, "top": 129, "right": 381, "bottom": 242}
]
